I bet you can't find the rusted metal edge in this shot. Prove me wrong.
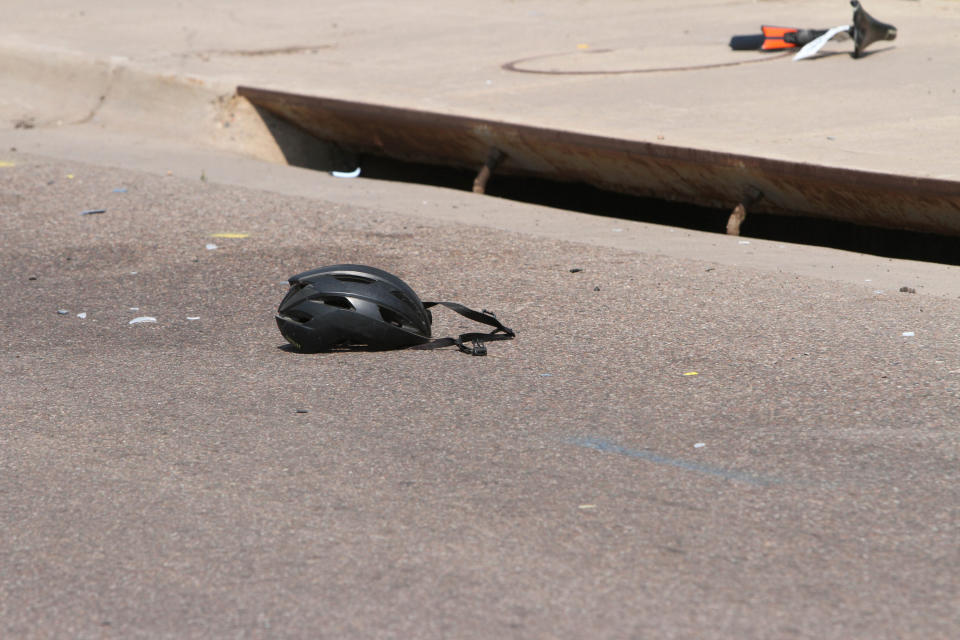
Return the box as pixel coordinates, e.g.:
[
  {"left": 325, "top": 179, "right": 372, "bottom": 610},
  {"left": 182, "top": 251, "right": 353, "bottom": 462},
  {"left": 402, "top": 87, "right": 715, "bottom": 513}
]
[{"left": 237, "top": 86, "right": 960, "bottom": 236}]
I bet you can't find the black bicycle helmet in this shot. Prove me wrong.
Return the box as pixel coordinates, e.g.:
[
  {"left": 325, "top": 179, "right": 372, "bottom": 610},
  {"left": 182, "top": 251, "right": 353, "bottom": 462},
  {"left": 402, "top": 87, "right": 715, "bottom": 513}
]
[
  {"left": 276, "top": 264, "right": 433, "bottom": 352},
  {"left": 276, "top": 264, "right": 515, "bottom": 355}
]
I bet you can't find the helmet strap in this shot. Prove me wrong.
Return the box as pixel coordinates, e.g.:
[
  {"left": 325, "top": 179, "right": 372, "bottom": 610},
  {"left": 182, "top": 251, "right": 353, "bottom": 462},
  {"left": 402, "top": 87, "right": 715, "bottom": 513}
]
[{"left": 412, "top": 301, "right": 515, "bottom": 356}]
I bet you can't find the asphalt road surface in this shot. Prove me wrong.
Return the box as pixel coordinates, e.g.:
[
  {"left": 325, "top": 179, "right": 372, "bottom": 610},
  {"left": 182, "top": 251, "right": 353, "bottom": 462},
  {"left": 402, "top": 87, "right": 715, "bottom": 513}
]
[{"left": 2, "top": 153, "right": 958, "bottom": 638}]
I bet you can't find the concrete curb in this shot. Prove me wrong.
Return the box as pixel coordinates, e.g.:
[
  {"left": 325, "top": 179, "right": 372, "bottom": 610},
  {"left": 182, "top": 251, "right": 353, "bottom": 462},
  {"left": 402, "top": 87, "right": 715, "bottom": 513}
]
[{"left": 0, "top": 41, "right": 286, "bottom": 163}]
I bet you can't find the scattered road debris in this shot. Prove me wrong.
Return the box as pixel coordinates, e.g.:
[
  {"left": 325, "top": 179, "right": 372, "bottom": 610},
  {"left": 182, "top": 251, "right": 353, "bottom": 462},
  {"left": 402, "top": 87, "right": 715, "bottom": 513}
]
[
  {"left": 112, "top": 187, "right": 128, "bottom": 193},
  {"left": 76, "top": 312, "right": 87, "bottom": 319},
  {"left": 205, "top": 243, "right": 218, "bottom": 250},
  {"left": 793, "top": 25, "right": 852, "bottom": 61},
  {"left": 729, "top": 1, "right": 897, "bottom": 61},
  {"left": 694, "top": 442, "right": 706, "bottom": 449},
  {"left": 56, "top": 309, "right": 69, "bottom": 315},
  {"left": 683, "top": 371, "right": 699, "bottom": 376},
  {"left": 902, "top": 331, "right": 915, "bottom": 337},
  {"left": 129, "top": 316, "right": 157, "bottom": 325},
  {"left": 187, "top": 316, "right": 200, "bottom": 321},
  {"left": 331, "top": 167, "right": 361, "bottom": 178},
  {"left": 80, "top": 208, "right": 106, "bottom": 216},
  {"left": 899, "top": 286, "right": 916, "bottom": 294},
  {"left": 0, "top": 161, "right": 15, "bottom": 168},
  {"left": 210, "top": 233, "right": 249, "bottom": 239},
  {"left": 569, "top": 268, "right": 583, "bottom": 273},
  {"left": 295, "top": 409, "right": 309, "bottom": 414}
]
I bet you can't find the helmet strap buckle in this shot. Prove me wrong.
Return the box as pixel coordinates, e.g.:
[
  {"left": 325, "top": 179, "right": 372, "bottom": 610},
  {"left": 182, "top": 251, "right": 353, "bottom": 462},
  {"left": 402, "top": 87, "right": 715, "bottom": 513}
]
[{"left": 468, "top": 339, "right": 487, "bottom": 356}]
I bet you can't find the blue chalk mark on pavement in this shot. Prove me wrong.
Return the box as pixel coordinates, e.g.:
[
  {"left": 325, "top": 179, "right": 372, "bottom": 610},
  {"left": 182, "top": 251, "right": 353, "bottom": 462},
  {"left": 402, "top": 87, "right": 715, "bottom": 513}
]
[{"left": 570, "top": 437, "right": 778, "bottom": 487}]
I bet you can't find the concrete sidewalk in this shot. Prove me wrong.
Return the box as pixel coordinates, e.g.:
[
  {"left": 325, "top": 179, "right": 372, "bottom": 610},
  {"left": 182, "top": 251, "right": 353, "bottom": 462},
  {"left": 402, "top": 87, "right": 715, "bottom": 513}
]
[
  {"left": 1, "top": 0, "right": 958, "bottom": 180},
  {"left": 3, "top": 0, "right": 959, "bottom": 238}
]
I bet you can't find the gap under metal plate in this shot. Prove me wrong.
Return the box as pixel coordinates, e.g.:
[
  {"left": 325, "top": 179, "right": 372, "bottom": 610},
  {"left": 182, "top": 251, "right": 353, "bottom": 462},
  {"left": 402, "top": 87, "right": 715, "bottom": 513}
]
[{"left": 238, "top": 86, "right": 960, "bottom": 237}]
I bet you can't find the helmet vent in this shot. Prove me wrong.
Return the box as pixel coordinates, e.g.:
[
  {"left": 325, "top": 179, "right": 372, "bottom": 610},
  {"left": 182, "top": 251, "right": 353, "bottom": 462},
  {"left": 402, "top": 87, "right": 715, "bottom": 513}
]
[
  {"left": 284, "top": 309, "right": 312, "bottom": 323},
  {"left": 379, "top": 306, "right": 409, "bottom": 329},
  {"left": 333, "top": 274, "right": 374, "bottom": 284},
  {"left": 320, "top": 296, "right": 354, "bottom": 310}
]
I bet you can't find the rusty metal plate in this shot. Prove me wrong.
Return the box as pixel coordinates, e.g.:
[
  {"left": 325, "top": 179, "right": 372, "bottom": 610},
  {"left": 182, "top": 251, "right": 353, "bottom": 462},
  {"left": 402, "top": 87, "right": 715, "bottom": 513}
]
[{"left": 238, "top": 86, "right": 960, "bottom": 236}]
